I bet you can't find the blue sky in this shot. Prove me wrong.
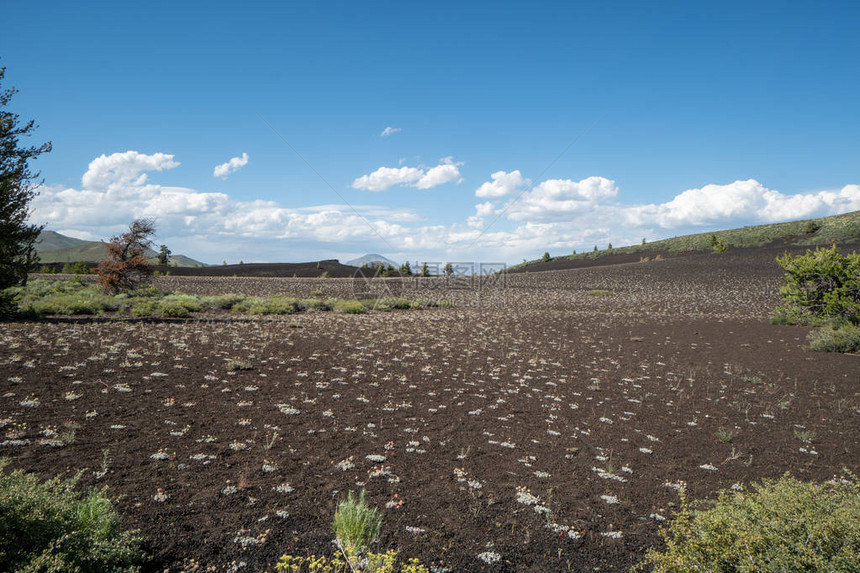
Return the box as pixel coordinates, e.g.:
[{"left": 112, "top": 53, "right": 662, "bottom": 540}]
[{"left": 4, "top": 1, "right": 859, "bottom": 264}]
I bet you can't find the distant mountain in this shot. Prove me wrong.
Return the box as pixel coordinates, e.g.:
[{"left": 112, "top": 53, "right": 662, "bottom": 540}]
[
  {"left": 35, "top": 230, "right": 208, "bottom": 268},
  {"left": 345, "top": 253, "right": 399, "bottom": 268},
  {"left": 36, "top": 230, "right": 90, "bottom": 251}
]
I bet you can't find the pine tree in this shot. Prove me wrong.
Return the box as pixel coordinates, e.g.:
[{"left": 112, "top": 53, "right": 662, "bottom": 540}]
[
  {"left": 157, "top": 244, "right": 171, "bottom": 265},
  {"left": 1, "top": 64, "right": 52, "bottom": 315}
]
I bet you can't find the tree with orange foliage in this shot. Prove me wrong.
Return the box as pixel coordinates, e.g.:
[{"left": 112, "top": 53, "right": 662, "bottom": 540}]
[{"left": 97, "top": 218, "right": 156, "bottom": 293}]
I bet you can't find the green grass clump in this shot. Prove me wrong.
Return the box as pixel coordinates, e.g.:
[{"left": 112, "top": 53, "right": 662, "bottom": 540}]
[
  {"left": 637, "top": 472, "right": 860, "bottom": 572},
  {"left": 808, "top": 323, "right": 860, "bottom": 352},
  {"left": 335, "top": 300, "right": 367, "bottom": 314},
  {"left": 0, "top": 459, "right": 146, "bottom": 572},
  {"left": 333, "top": 489, "right": 382, "bottom": 564},
  {"left": 588, "top": 289, "right": 615, "bottom": 297}
]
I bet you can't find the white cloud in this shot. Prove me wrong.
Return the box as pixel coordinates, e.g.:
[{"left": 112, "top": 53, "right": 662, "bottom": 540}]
[
  {"left": 415, "top": 157, "right": 463, "bottom": 189},
  {"left": 626, "top": 180, "right": 860, "bottom": 228},
  {"left": 475, "top": 201, "right": 496, "bottom": 218},
  {"left": 352, "top": 158, "right": 463, "bottom": 191},
  {"left": 32, "top": 151, "right": 420, "bottom": 260},
  {"left": 82, "top": 151, "right": 179, "bottom": 190},
  {"left": 213, "top": 153, "right": 249, "bottom": 178},
  {"left": 380, "top": 126, "right": 401, "bottom": 137},
  {"left": 30, "top": 152, "right": 860, "bottom": 265},
  {"left": 352, "top": 166, "right": 424, "bottom": 191},
  {"left": 506, "top": 176, "right": 619, "bottom": 222},
  {"left": 475, "top": 170, "right": 529, "bottom": 198}
]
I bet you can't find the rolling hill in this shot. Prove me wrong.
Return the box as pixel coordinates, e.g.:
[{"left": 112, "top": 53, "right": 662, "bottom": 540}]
[
  {"left": 509, "top": 210, "right": 860, "bottom": 273},
  {"left": 35, "top": 230, "right": 207, "bottom": 267}
]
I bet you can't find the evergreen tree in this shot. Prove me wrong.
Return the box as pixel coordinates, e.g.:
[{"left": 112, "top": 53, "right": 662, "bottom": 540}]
[
  {"left": 157, "top": 244, "right": 171, "bottom": 265},
  {"left": 1, "top": 64, "right": 52, "bottom": 315}
]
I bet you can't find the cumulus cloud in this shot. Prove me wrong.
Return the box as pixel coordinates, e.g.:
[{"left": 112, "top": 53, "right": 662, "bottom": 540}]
[
  {"left": 626, "top": 179, "right": 860, "bottom": 228},
  {"left": 213, "top": 153, "right": 249, "bottom": 178},
  {"left": 352, "top": 158, "right": 463, "bottom": 192},
  {"left": 475, "top": 201, "right": 497, "bottom": 218},
  {"left": 29, "top": 152, "right": 860, "bottom": 265},
  {"left": 380, "top": 126, "right": 401, "bottom": 137},
  {"left": 475, "top": 170, "right": 529, "bottom": 198},
  {"left": 31, "top": 151, "right": 421, "bottom": 260},
  {"left": 351, "top": 166, "right": 424, "bottom": 192},
  {"left": 82, "top": 151, "right": 179, "bottom": 190},
  {"left": 505, "top": 176, "right": 619, "bottom": 222}
]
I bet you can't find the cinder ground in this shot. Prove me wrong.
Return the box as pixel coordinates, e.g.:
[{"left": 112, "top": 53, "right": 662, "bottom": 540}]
[{"left": 2, "top": 247, "right": 857, "bottom": 571}]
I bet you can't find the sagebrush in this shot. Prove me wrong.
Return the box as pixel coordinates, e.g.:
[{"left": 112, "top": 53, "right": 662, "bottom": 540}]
[
  {"left": 0, "top": 458, "right": 146, "bottom": 572},
  {"left": 637, "top": 472, "right": 860, "bottom": 572}
]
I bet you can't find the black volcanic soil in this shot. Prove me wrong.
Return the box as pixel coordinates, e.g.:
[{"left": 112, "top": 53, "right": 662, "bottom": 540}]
[
  {"left": 3, "top": 247, "right": 858, "bottom": 572},
  {"left": 160, "top": 259, "right": 362, "bottom": 278}
]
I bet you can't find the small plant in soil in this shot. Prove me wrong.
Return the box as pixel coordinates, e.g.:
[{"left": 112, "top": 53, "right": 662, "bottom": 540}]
[
  {"left": 794, "top": 428, "right": 816, "bottom": 444},
  {"left": 333, "top": 489, "right": 382, "bottom": 567},
  {"left": 715, "top": 427, "right": 734, "bottom": 443}
]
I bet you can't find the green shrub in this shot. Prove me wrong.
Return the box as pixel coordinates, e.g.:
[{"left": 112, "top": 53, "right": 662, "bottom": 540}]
[
  {"left": 588, "top": 289, "right": 615, "bottom": 297},
  {"left": 414, "top": 298, "right": 453, "bottom": 308},
  {"left": 803, "top": 219, "right": 822, "bottom": 234},
  {"left": 769, "top": 307, "right": 802, "bottom": 325},
  {"left": 275, "top": 551, "right": 429, "bottom": 573},
  {"left": 637, "top": 473, "right": 860, "bottom": 572},
  {"left": 200, "top": 293, "right": 246, "bottom": 310},
  {"left": 775, "top": 245, "right": 860, "bottom": 325},
  {"left": 27, "top": 293, "right": 120, "bottom": 316},
  {"left": 335, "top": 300, "right": 367, "bottom": 314},
  {"left": 808, "top": 323, "right": 860, "bottom": 352},
  {"left": 130, "top": 301, "right": 158, "bottom": 317},
  {"left": 157, "top": 301, "right": 191, "bottom": 318},
  {"left": 0, "top": 459, "right": 146, "bottom": 572},
  {"left": 130, "top": 284, "right": 160, "bottom": 298},
  {"left": 159, "top": 293, "right": 202, "bottom": 312},
  {"left": 234, "top": 296, "right": 299, "bottom": 315},
  {"left": 369, "top": 298, "right": 413, "bottom": 311},
  {"left": 301, "top": 298, "right": 333, "bottom": 311}
]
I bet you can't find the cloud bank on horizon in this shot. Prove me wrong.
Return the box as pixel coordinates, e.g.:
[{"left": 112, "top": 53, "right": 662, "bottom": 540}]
[{"left": 32, "top": 150, "right": 860, "bottom": 264}]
